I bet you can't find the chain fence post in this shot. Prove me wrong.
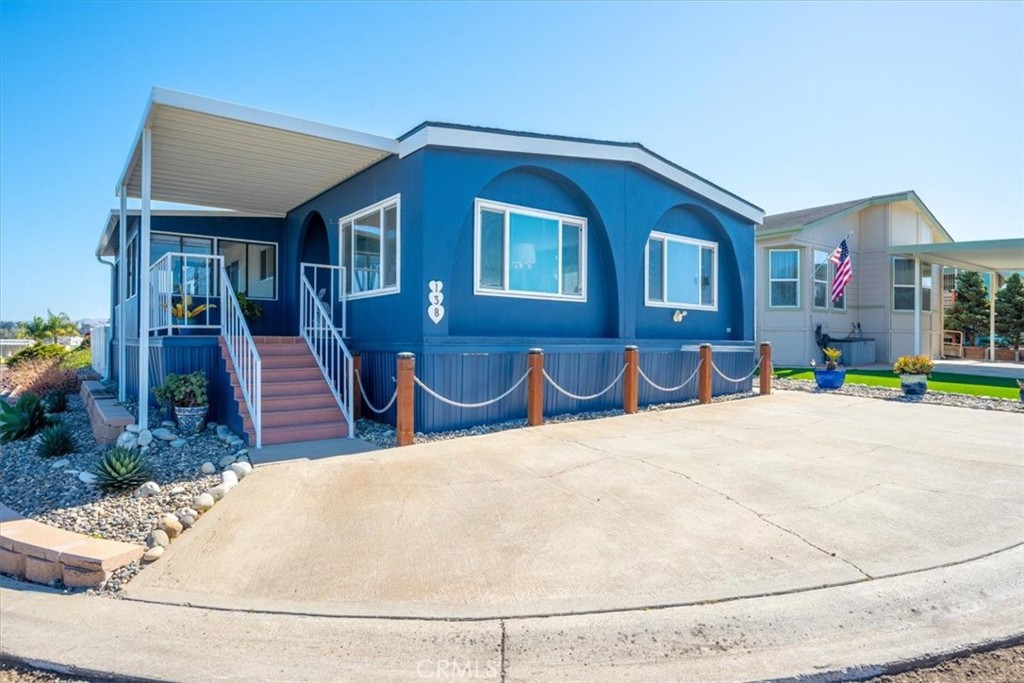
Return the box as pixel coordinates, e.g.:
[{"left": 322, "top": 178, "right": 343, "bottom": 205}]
[
  {"left": 527, "top": 348, "right": 544, "bottom": 426},
  {"left": 623, "top": 345, "right": 638, "bottom": 414},
  {"left": 352, "top": 351, "right": 362, "bottom": 420},
  {"left": 759, "top": 342, "right": 772, "bottom": 396},
  {"left": 699, "top": 344, "right": 713, "bottom": 404},
  {"left": 396, "top": 352, "right": 415, "bottom": 446}
]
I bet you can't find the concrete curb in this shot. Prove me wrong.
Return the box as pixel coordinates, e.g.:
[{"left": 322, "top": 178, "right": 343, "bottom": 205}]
[{"left": 2, "top": 546, "right": 1021, "bottom": 682}]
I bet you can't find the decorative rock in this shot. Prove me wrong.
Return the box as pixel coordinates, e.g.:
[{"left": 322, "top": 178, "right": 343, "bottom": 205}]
[
  {"left": 125, "top": 424, "right": 142, "bottom": 434},
  {"left": 170, "top": 439, "right": 187, "bottom": 449},
  {"left": 227, "top": 437, "right": 244, "bottom": 448},
  {"left": 153, "top": 428, "right": 175, "bottom": 441},
  {"left": 168, "top": 485, "right": 186, "bottom": 495},
  {"left": 116, "top": 432, "right": 138, "bottom": 448},
  {"left": 134, "top": 481, "right": 161, "bottom": 497},
  {"left": 66, "top": 469, "right": 80, "bottom": 475},
  {"left": 158, "top": 514, "right": 184, "bottom": 539},
  {"left": 235, "top": 448, "right": 248, "bottom": 457},
  {"left": 143, "top": 545, "right": 164, "bottom": 562},
  {"left": 192, "top": 493, "right": 215, "bottom": 511},
  {"left": 207, "top": 422, "right": 218, "bottom": 430},
  {"left": 176, "top": 507, "right": 199, "bottom": 520},
  {"left": 50, "top": 459, "right": 70, "bottom": 469},
  {"left": 146, "top": 529, "right": 170, "bottom": 548},
  {"left": 161, "top": 420, "right": 176, "bottom": 428},
  {"left": 218, "top": 455, "right": 237, "bottom": 468},
  {"left": 179, "top": 514, "right": 196, "bottom": 529},
  {"left": 137, "top": 429, "right": 154, "bottom": 447},
  {"left": 221, "top": 470, "right": 238, "bottom": 489},
  {"left": 78, "top": 472, "right": 98, "bottom": 485},
  {"left": 216, "top": 425, "right": 231, "bottom": 441},
  {"left": 200, "top": 462, "right": 217, "bottom": 475},
  {"left": 228, "top": 462, "right": 252, "bottom": 480},
  {"left": 207, "top": 484, "right": 228, "bottom": 501}
]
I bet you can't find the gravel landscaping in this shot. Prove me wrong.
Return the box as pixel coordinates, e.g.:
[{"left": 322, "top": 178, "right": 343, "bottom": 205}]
[
  {"left": 0, "top": 391, "right": 253, "bottom": 594},
  {"left": 774, "top": 376, "right": 1024, "bottom": 413}
]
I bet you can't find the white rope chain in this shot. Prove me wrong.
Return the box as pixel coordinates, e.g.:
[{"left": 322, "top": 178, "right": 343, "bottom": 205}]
[
  {"left": 413, "top": 369, "right": 532, "bottom": 409},
  {"left": 542, "top": 365, "right": 627, "bottom": 401},
  {"left": 637, "top": 358, "right": 703, "bottom": 393},
  {"left": 711, "top": 356, "right": 763, "bottom": 384},
  {"left": 355, "top": 368, "right": 398, "bottom": 414}
]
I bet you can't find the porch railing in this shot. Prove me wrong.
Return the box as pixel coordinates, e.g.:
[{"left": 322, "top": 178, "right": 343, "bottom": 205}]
[
  {"left": 300, "top": 262, "right": 347, "bottom": 337},
  {"left": 300, "top": 270, "right": 354, "bottom": 438},
  {"left": 149, "top": 253, "right": 222, "bottom": 334},
  {"left": 221, "top": 265, "right": 262, "bottom": 449},
  {"left": 115, "top": 296, "right": 139, "bottom": 341}
]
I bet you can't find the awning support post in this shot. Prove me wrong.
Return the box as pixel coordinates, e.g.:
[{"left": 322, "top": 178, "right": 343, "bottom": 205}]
[
  {"left": 989, "top": 271, "right": 997, "bottom": 362},
  {"left": 138, "top": 126, "right": 152, "bottom": 429},
  {"left": 913, "top": 259, "right": 921, "bottom": 356},
  {"left": 118, "top": 186, "right": 127, "bottom": 403}
]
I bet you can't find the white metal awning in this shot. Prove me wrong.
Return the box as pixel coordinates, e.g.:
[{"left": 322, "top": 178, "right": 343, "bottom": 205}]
[
  {"left": 889, "top": 238, "right": 1024, "bottom": 272},
  {"left": 117, "top": 88, "right": 398, "bottom": 215}
]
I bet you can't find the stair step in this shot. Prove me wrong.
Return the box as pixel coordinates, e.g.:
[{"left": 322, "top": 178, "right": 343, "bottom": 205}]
[
  {"left": 244, "top": 406, "right": 344, "bottom": 429},
  {"left": 259, "top": 379, "right": 334, "bottom": 397},
  {"left": 260, "top": 354, "right": 318, "bottom": 369},
  {"left": 261, "top": 422, "right": 348, "bottom": 445},
  {"left": 252, "top": 336, "right": 304, "bottom": 345},
  {"left": 260, "top": 366, "right": 324, "bottom": 382},
  {"left": 260, "top": 393, "right": 338, "bottom": 411}
]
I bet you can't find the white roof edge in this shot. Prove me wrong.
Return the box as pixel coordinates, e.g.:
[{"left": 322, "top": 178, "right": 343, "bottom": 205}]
[
  {"left": 115, "top": 87, "right": 400, "bottom": 194},
  {"left": 397, "top": 126, "right": 765, "bottom": 225}
]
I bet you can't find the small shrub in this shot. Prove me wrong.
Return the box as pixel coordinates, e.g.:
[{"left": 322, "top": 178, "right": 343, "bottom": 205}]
[
  {"left": 92, "top": 446, "right": 153, "bottom": 492},
  {"left": 0, "top": 392, "right": 48, "bottom": 442},
  {"left": 7, "top": 343, "right": 67, "bottom": 369},
  {"left": 36, "top": 423, "right": 76, "bottom": 457},
  {"left": 236, "top": 291, "right": 262, "bottom": 323},
  {"left": 154, "top": 371, "right": 209, "bottom": 408},
  {"left": 8, "top": 358, "right": 80, "bottom": 397},
  {"left": 45, "top": 390, "right": 68, "bottom": 413},
  {"left": 893, "top": 355, "right": 935, "bottom": 376},
  {"left": 61, "top": 348, "right": 92, "bottom": 371}
]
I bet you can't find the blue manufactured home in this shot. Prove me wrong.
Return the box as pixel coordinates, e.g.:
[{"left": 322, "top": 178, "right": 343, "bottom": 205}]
[{"left": 97, "top": 88, "right": 764, "bottom": 447}]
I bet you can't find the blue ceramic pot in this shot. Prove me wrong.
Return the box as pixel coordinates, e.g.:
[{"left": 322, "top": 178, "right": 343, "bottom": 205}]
[
  {"left": 174, "top": 405, "right": 208, "bottom": 435},
  {"left": 813, "top": 368, "right": 847, "bottom": 390},
  {"left": 900, "top": 374, "right": 928, "bottom": 396}
]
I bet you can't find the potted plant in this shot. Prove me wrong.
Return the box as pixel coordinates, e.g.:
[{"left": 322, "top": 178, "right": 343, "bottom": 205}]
[
  {"left": 164, "top": 288, "right": 216, "bottom": 331},
  {"left": 235, "top": 291, "right": 262, "bottom": 323},
  {"left": 892, "top": 355, "right": 935, "bottom": 396},
  {"left": 813, "top": 347, "right": 846, "bottom": 389},
  {"left": 153, "top": 371, "right": 209, "bottom": 434}
]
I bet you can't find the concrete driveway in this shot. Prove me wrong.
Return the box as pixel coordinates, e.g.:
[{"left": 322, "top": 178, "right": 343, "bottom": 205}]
[{"left": 124, "top": 391, "right": 1024, "bottom": 620}]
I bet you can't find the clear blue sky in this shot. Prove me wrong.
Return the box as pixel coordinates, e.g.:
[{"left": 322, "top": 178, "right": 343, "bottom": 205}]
[{"left": 1, "top": 1, "right": 1021, "bottom": 320}]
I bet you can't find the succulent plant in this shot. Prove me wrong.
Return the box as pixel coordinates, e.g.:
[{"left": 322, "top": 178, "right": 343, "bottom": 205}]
[
  {"left": 36, "top": 423, "right": 76, "bottom": 457},
  {"left": 0, "top": 392, "right": 49, "bottom": 443},
  {"left": 92, "top": 446, "right": 153, "bottom": 492},
  {"left": 44, "top": 390, "right": 69, "bottom": 413}
]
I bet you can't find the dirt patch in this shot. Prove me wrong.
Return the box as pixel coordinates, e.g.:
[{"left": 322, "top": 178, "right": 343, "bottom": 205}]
[{"left": 864, "top": 644, "right": 1024, "bottom": 683}]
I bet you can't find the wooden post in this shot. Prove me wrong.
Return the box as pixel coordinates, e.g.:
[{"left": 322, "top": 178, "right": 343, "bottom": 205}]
[
  {"left": 698, "top": 343, "right": 713, "bottom": 404},
  {"left": 759, "top": 342, "right": 772, "bottom": 396},
  {"left": 527, "top": 348, "right": 544, "bottom": 427},
  {"left": 351, "top": 352, "right": 362, "bottom": 419},
  {"left": 623, "top": 345, "right": 639, "bottom": 414},
  {"left": 396, "top": 352, "right": 415, "bottom": 446}
]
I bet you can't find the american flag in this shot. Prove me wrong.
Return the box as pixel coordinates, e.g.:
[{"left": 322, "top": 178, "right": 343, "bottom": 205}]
[{"left": 829, "top": 239, "right": 852, "bottom": 302}]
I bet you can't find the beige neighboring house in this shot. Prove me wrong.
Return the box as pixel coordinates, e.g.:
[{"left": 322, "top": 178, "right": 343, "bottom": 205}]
[{"left": 756, "top": 191, "right": 953, "bottom": 367}]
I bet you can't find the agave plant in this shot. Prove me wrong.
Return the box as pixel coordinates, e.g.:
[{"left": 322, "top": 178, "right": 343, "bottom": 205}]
[
  {"left": 0, "top": 392, "right": 49, "bottom": 443},
  {"left": 44, "top": 390, "right": 69, "bottom": 413},
  {"left": 36, "top": 423, "right": 76, "bottom": 457},
  {"left": 92, "top": 446, "right": 153, "bottom": 492}
]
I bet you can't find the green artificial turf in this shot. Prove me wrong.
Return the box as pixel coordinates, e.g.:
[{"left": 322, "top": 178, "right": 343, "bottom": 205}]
[{"left": 774, "top": 367, "right": 1022, "bottom": 400}]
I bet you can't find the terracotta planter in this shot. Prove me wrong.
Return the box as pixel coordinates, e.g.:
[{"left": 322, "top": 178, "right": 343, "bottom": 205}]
[
  {"left": 813, "top": 368, "right": 847, "bottom": 390},
  {"left": 899, "top": 374, "right": 928, "bottom": 396}
]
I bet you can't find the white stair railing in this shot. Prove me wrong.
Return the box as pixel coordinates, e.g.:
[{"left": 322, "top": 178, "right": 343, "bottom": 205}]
[
  {"left": 220, "top": 266, "right": 262, "bottom": 449},
  {"left": 300, "top": 272, "right": 354, "bottom": 439}
]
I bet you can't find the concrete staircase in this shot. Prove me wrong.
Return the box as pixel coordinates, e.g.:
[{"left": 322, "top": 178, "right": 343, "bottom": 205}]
[{"left": 220, "top": 336, "right": 348, "bottom": 446}]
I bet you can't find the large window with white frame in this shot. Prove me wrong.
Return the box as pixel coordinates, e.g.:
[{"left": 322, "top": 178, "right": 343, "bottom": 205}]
[
  {"left": 645, "top": 231, "right": 717, "bottom": 309},
  {"left": 218, "top": 239, "right": 277, "bottom": 299},
  {"left": 474, "top": 199, "right": 586, "bottom": 301},
  {"left": 893, "top": 257, "right": 915, "bottom": 311},
  {"left": 769, "top": 249, "right": 800, "bottom": 308},
  {"left": 339, "top": 195, "right": 400, "bottom": 297}
]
